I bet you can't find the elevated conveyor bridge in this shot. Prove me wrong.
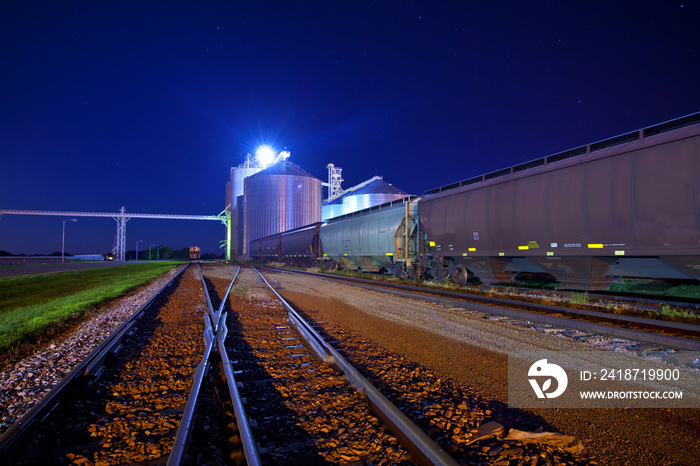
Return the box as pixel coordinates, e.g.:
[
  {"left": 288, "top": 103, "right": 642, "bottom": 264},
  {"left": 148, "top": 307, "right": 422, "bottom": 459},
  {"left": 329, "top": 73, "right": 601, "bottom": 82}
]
[{"left": 0, "top": 207, "right": 228, "bottom": 261}]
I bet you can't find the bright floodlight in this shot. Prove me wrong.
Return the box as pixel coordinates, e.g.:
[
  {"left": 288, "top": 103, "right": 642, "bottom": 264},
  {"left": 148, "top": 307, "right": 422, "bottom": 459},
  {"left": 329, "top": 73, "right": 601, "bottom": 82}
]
[{"left": 255, "top": 145, "right": 276, "bottom": 168}]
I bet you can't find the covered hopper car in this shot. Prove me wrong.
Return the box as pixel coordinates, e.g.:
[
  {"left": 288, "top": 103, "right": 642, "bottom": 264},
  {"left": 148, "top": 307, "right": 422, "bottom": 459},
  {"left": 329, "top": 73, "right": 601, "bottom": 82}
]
[
  {"left": 251, "top": 111, "right": 700, "bottom": 290},
  {"left": 419, "top": 111, "right": 700, "bottom": 289},
  {"left": 250, "top": 199, "right": 425, "bottom": 276},
  {"left": 320, "top": 197, "right": 422, "bottom": 278},
  {"left": 250, "top": 223, "right": 323, "bottom": 266}
]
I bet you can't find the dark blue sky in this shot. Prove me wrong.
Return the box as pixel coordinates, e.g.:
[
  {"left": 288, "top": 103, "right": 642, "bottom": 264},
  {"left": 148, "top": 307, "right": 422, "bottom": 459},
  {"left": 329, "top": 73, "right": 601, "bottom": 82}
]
[{"left": 1, "top": 1, "right": 699, "bottom": 255}]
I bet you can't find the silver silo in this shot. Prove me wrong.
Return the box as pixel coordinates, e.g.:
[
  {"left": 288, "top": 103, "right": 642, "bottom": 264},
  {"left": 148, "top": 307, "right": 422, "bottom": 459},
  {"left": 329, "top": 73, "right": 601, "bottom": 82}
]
[
  {"left": 322, "top": 195, "right": 345, "bottom": 220},
  {"left": 227, "top": 163, "right": 263, "bottom": 259},
  {"left": 243, "top": 162, "right": 322, "bottom": 256},
  {"left": 342, "top": 177, "right": 408, "bottom": 215}
]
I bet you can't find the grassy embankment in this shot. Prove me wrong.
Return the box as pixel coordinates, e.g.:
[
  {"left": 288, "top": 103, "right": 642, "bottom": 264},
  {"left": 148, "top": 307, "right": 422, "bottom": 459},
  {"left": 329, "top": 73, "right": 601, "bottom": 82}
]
[{"left": 0, "top": 262, "right": 180, "bottom": 356}]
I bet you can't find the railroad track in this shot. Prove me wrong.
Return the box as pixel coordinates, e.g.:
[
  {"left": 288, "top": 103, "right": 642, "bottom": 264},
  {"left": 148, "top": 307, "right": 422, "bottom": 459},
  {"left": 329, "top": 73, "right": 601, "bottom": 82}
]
[
  {"left": 261, "top": 267, "right": 700, "bottom": 352},
  {"left": 0, "top": 264, "right": 241, "bottom": 464},
  {"left": 209, "top": 265, "right": 459, "bottom": 465},
  {"left": 0, "top": 266, "right": 259, "bottom": 465},
  {"left": 3, "top": 261, "right": 694, "bottom": 464},
  {"left": 4, "top": 262, "right": 509, "bottom": 465},
  {"left": 245, "top": 266, "right": 593, "bottom": 464}
]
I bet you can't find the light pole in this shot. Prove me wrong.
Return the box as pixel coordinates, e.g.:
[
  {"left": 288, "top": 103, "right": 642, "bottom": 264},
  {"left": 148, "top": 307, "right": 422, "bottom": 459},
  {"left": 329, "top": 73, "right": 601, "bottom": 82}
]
[
  {"left": 136, "top": 240, "right": 143, "bottom": 261},
  {"left": 149, "top": 244, "right": 155, "bottom": 261},
  {"left": 157, "top": 246, "right": 161, "bottom": 260},
  {"left": 62, "top": 218, "right": 77, "bottom": 263}
]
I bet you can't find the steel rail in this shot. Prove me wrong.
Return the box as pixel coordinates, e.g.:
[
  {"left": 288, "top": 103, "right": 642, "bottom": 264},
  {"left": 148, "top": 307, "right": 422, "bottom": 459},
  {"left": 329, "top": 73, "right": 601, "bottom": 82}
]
[
  {"left": 217, "top": 269, "right": 262, "bottom": 466},
  {"left": 199, "top": 262, "right": 222, "bottom": 333},
  {"left": 0, "top": 264, "right": 190, "bottom": 453},
  {"left": 253, "top": 267, "right": 458, "bottom": 466},
  {"left": 167, "top": 265, "right": 263, "bottom": 466},
  {"left": 167, "top": 264, "right": 223, "bottom": 465},
  {"left": 210, "top": 266, "right": 262, "bottom": 466},
  {"left": 262, "top": 267, "right": 700, "bottom": 350},
  {"left": 217, "top": 318, "right": 264, "bottom": 466}
]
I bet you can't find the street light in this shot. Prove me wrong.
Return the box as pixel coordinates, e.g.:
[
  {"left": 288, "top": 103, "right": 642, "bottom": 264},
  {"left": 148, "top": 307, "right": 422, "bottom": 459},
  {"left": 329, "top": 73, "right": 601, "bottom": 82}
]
[
  {"left": 157, "top": 246, "right": 161, "bottom": 260},
  {"left": 136, "top": 240, "right": 143, "bottom": 261},
  {"left": 149, "top": 244, "right": 155, "bottom": 261},
  {"left": 61, "top": 218, "right": 77, "bottom": 263}
]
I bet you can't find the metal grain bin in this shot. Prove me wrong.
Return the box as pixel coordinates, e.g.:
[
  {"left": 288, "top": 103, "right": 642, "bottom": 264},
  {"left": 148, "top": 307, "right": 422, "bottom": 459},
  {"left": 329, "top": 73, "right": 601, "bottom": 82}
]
[
  {"left": 322, "top": 196, "right": 345, "bottom": 220},
  {"left": 227, "top": 165, "right": 262, "bottom": 259},
  {"left": 243, "top": 162, "right": 321, "bottom": 256},
  {"left": 418, "top": 112, "right": 700, "bottom": 289},
  {"left": 341, "top": 178, "right": 408, "bottom": 215}
]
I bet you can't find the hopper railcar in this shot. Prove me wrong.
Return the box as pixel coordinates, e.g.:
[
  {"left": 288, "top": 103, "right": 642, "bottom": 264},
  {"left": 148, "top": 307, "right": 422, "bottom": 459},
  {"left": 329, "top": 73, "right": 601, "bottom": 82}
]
[
  {"left": 419, "top": 111, "right": 700, "bottom": 290},
  {"left": 250, "top": 112, "right": 700, "bottom": 290},
  {"left": 250, "top": 223, "right": 323, "bottom": 267},
  {"left": 249, "top": 233, "right": 281, "bottom": 262},
  {"left": 320, "top": 196, "right": 424, "bottom": 278},
  {"left": 250, "top": 198, "right": 426, "bottom": 276}
]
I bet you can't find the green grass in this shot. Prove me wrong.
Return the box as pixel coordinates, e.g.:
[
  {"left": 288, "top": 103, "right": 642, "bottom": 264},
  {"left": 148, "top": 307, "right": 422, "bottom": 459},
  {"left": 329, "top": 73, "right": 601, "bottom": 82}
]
[
  {"left": 0, "top": 262, "right": 180, "bottom": 355},
  {"left": 569, "top": 291, "right": 590, "bottom": 306},
  {"left": 660, "top": 304, "right": 700, "bottom": 320},
  {"left": 609, "top": 279, "right": 700, "bottom": 299}
]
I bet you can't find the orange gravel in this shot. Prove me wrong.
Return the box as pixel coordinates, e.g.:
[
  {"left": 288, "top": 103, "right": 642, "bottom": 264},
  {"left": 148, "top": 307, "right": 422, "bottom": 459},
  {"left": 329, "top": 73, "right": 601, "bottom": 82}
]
[{"left": 270, "top": 270, "right": 700, "bottom": 466}]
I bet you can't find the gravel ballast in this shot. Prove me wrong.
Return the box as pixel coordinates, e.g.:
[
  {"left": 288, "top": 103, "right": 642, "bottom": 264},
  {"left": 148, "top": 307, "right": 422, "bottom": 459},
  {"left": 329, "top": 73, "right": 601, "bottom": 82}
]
[{"left": 268, "top": 269, "right": 700, "bottom": 466}]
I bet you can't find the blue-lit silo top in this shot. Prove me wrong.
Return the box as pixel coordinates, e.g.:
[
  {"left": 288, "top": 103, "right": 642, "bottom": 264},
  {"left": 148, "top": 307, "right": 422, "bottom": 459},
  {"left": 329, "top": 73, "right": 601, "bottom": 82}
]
[
  {"left": 341, "top": 178, "right": 408, "bottom": 216},
  {"left": 322, "top": 192, "right": 346, "bottom": 220}
]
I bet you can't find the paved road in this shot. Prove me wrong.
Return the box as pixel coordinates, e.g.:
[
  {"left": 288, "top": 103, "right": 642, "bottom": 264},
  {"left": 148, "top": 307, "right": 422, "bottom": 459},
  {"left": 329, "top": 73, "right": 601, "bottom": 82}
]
[{"left": 0, "top": 262, "right": 144, "bottom": 278}]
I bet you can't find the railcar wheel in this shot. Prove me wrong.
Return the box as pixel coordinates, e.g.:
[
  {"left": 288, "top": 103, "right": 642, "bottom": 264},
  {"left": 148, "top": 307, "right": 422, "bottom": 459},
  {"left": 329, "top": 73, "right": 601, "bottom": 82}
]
[{"left": 449, "top": 263, "right": 468, "bottom": 286}]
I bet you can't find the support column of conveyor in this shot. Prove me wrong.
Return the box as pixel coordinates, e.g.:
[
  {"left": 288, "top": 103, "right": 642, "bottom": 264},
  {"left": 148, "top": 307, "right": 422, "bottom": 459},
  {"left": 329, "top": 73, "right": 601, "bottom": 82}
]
[{"left": 112, "top": 207, "right": 130, "bottom": 261}]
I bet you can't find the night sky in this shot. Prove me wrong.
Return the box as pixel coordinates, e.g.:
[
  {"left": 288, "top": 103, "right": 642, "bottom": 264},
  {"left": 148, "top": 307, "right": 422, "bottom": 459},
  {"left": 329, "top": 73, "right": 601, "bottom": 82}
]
[{"left": 1, "top": 1, "right": 699, "bottom": 256}]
